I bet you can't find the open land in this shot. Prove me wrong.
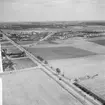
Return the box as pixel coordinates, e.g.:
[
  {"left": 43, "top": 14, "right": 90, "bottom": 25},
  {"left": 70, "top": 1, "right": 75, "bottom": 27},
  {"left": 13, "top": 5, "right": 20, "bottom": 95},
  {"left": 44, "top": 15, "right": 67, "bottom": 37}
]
[
  {"left": 5, "top": 47, "right": 22, "bottom": 53},
  {"left": 48, "top": 55, "right": 105, "bottom": 78},
  {"left": 1, "top": 22, "right": 105, "bottom": 104},
  {"left": 17, "top": 41, "right": 35, "bottom": 45},
  {"left": 12, "top": 58, "right": 37, "bottom": 70},
  {"left": 24, "top": 36, "right": 105, "bottom": 101},
  {"left": 80, "top": 75, "right": 105, "bottom": 100},
  {"left": 2, "top": 69, "right": 83, "bottom": 105},
  {"left": 90, "top": 39, "right": 105, "bottom": 46},
  {"left": 26, "top": 46, "right": 96, "bottom": 60},
  {"left": 1, "top": 42, "right": 37, "bottom": 71},
  {"left": 1, "top": 42, "right": 13, "bottom": 46}
]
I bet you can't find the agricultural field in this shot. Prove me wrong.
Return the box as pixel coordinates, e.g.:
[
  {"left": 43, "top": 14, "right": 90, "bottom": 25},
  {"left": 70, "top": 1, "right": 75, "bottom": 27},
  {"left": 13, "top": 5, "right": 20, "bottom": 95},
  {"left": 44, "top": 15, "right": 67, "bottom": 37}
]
[
  {"left": 1, "top": 42, "right": 13, "bottom": 47},
  {"left": 79, "top": 75, "right": 105, "bottom": 100},
  {"left": 37, "top": 40, "right": 58, "bottom": 45},
  {"left": 90, "top": 39, "right": 105, "bottom": 46},
  {"left": 26, "top": 46, "right": 96, "bottom": 60},
  {"left": 1, "top": 42, "right": 37, "bottom": 71},
  {"left": 12, "top": 58, "right": 37, "bottom": 70},
  {"left": 5, "top": 47, "right": 22, "bottom": 54},
  {"left": 17, "top": 40, "right": 35, "bottom": 45},
  {"left": 0, "top": 39, "right": 8, "bottom": 42},
  {"left": 48, "top": 54, "right": 105, "bottom": 102},
  {"left": 48, "top": 55, "right": 105, "bottom": 79},
  {"left": 1, "top": 22, "right": 105, "bottom": 104},
  {"left": 2, "top": 69, "right": 83, "bottom": 105}
]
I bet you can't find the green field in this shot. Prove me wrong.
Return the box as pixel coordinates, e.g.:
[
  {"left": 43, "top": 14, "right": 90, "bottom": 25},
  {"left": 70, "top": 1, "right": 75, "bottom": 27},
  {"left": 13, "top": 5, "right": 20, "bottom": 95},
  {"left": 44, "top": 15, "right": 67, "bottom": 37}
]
[
  {"left": 2, "top": 69, "right": 83, "bottom": 105},
  {"left": 90, "top": 39, "right": 105, "bottom": 46},
  {"left": 80, "top": 75, "right": 105, "bottom": 100},
  {"left": 6, "top": 47, "right": 22, "bottom": 53},
  {"left": 17, "top": 40, "right": 35, "bottom": 45},
  {"left": 12, "top": 58, "right": 37, "bottom": 70},
  {"left": 1, "top": 42, "right": 13, "bottom": 46},
  {"left": 27, "top": 46, "right": 96, "bottom": 60}
]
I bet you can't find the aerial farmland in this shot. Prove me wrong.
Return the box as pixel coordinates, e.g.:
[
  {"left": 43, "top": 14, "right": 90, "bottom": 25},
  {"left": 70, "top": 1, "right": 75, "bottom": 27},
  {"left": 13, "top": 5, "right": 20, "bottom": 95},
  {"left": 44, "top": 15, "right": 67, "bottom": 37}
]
[{"left": 0, "top": 22, "right": 105, "bottom": 105}]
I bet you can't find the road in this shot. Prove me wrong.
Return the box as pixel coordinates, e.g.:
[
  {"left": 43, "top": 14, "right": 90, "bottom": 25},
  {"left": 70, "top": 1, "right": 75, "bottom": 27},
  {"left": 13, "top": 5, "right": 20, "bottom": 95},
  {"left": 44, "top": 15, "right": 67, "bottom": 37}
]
[
  {"left": 29, "top": 32, "right": 56, "bottom": 47},
  {"left": 0, "top": 30, "right": 102, "bottom": 105}
]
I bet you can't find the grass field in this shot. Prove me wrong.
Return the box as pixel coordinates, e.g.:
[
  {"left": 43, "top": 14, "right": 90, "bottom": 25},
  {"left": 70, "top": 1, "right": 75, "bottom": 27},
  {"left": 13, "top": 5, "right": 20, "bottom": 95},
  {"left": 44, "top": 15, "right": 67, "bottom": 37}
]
[
  {"left": 90, "top": 39, "right": 105, "bottom": 46},
  {"left": 2, "top": 69, "right": 83, "bottom": 105},
  {"left": 27, "top": 46, "right": 96, "bottom": 60},
  {"left": 12, "top": 58, "right": 37, "bottom": 70},
  {"left": 1, "top": 42, "right": 13, "bottom": 46},
  {"left": 17, "top": 40, "right": 35, "bottom": 45},
  {"left": 49, "top": 54, "right": 105, "bottom": 101},
  {"left": 7, "top": 48, "right": 21, "bottom": 53},
  {"left": 80, "top": 75, "right": 105, "bottom": 100},
  {"left": 38, "top": 40, "right": 59, "bottom": 45},
  {"left": 49, "top": 55, "right": 105, "bottom": 78},
  {"left": 0, "top": 39, "right": 8, "bottom": 42}
]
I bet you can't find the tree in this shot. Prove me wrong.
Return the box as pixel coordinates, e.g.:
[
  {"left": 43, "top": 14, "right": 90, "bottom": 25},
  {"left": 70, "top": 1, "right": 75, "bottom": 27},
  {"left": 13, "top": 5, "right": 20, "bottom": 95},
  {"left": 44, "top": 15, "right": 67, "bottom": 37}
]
[
  {"left": 74, "top": 78, "right": 78, "bottom": 82},
  {"left": 21, "top": 51, "right": 26, "bottom": 57},
  {"left": 2, "top": 49, "right": 7, "bottom": 58},
  {"left": 37, "top": 56, "right": 44, "bottom": 61},
  {"left": 8, "top": 60, "right": 14, "bottom": 70},
  {"left": 44, "top": 60, "right": 48, "bottom": 64},
  {"left": 56, "top": 68, "right": 61, "bottom": 74},
  {"left": 0, "top": 34, "right": 3, "bottom": 38},
  {"left": 3, "top": 59, "right": 14, "bottom": 71}
]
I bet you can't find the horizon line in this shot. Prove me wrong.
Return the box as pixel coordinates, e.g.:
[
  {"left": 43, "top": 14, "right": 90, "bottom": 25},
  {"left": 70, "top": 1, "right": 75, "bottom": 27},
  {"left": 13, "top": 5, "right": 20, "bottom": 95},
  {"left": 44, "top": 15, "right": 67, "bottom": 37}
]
[{"left": 1, "top": 20, "right": 105, "bottom": 23}]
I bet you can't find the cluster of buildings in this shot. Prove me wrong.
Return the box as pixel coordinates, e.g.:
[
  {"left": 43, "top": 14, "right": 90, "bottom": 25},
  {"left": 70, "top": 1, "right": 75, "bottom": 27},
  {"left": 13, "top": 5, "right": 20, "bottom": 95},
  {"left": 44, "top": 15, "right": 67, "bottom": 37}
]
[{"left": 46, "top": 30, "right": 105, "bottom": 41}]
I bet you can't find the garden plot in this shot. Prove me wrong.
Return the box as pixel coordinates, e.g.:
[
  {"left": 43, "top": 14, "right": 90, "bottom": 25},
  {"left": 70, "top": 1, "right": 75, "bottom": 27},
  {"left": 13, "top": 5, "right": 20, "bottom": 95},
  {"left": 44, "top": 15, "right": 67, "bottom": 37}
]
[{"left": 12, "top": 58, "right": 37, "bottom": 70}]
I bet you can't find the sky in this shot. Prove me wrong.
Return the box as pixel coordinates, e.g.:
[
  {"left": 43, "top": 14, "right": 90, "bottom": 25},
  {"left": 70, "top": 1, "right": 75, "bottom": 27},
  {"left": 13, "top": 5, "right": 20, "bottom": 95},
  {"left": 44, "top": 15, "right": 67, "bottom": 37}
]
[{"left": 0, "top": 0, "right": 105, "bottom": 22}]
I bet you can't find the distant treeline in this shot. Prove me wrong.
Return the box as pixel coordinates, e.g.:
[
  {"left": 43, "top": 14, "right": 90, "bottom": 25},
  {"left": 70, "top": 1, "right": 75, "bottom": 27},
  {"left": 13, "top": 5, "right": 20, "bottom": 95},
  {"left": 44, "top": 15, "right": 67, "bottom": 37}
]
[
  {"left": 1, "top": 21, "right": 105, "bottom": 30},
  {"left": 81, "top": 22, "right": 105, "bottom": 26},
  {"left": 0, "top": 24, "right": 64, "bottom": 30}
]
